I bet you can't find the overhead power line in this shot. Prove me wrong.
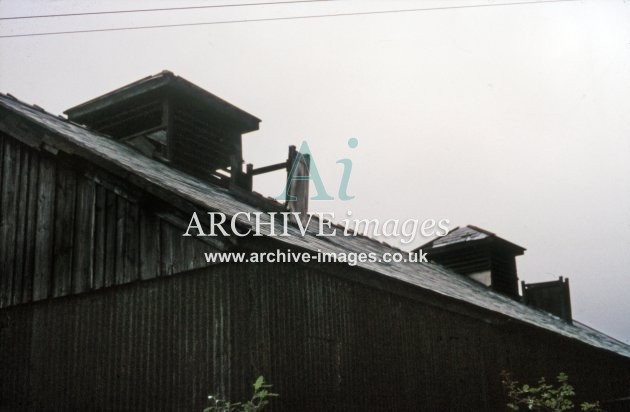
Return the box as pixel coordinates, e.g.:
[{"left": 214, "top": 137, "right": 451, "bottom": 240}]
[
  {"left": 0, "top": 0, "right": 341, "bottom": 21},
  {"left": 0, "top": 0, "right": 579, "bottom": 39}
]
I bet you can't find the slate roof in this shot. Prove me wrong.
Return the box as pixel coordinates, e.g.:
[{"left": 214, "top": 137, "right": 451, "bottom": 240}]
[
  {"left": 1, "top": 93, "right": 629, "bottom": 359},
  {"left": 422, "top": 224, "right": 526, "bottom": 254}
]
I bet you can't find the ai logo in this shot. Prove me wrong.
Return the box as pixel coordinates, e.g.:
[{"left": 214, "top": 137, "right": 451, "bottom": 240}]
[{"left": 276, "top": 138, "right": 359, "bottom": 202}]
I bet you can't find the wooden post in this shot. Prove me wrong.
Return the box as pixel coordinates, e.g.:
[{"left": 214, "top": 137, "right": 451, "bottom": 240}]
[
  {"left": 230, "top": 155, "right": 241, "bottom": 189},
  {"left": 245, "top": 163, "right": 254, "bottom": 191}
]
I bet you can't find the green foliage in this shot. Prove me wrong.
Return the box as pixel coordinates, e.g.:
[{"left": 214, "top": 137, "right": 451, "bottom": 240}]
[
  {"left": 203, "top": 376, "right": 278, "bottom": 412},
  {"left": 501, "top": 371, "right": 602, "bottom": 412}
]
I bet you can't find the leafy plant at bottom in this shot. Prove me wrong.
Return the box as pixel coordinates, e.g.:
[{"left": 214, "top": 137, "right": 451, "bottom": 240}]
[
  {"left": 204, "top": 375, "right": 278, "bottom": 412},
  {"left": 501, "top": 371, "right": 602, "bottom": 412}
]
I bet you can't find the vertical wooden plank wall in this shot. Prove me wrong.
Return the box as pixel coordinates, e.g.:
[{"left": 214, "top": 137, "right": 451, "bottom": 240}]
[
  {"left": 0, "top": 133, "right": 212, "bottom": 309},
  {"left": 0, "top": 132, "right": 17, "bottom": 307},
  {"left": 33, "top": 152, "right": 56, "bottom": 301}
]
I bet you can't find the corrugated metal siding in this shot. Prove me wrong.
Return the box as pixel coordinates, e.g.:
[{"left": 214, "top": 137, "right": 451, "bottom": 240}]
[
  {"left": 255, "top": 263, "right": 499, "bottom": 411},
  {"left": 1, "top": 267, "right": 234, "bottom": 411},
  {"left": 0, "top": 133, "right": 213, "bottom": 308},
  {"left": 2, "top": 262, "right": 629, "bottom": 411}
]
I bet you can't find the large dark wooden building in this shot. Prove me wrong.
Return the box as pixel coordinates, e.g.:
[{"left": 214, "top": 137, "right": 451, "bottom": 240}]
[{"left": 1, "top": 72, "right": 629, "bottom": 411}]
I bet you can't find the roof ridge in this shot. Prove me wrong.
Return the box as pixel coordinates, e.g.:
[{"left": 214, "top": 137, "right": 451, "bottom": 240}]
[{"left": 465, "top": 224, "right": 496, "bottom": 237}]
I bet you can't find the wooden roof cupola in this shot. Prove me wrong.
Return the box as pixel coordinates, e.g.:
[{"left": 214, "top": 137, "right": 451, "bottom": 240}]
[
  {"left": 417, "top": 225, "right": 525, "bottom": 299},
  {"left": 64, "top": 70, "right": 261, "bottom": 188}
]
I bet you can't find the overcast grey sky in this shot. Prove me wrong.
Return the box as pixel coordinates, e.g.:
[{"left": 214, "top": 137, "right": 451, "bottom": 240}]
[{"left": 1, "top": 0, "right": 629, "bottom": 343}]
